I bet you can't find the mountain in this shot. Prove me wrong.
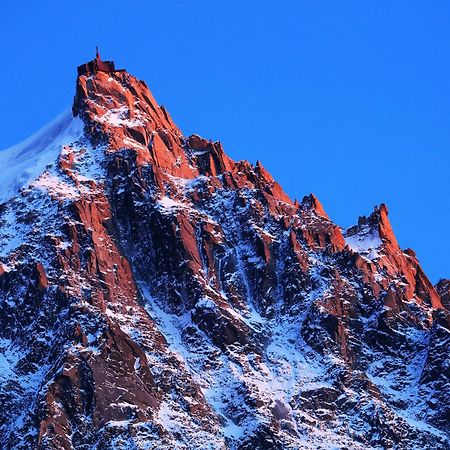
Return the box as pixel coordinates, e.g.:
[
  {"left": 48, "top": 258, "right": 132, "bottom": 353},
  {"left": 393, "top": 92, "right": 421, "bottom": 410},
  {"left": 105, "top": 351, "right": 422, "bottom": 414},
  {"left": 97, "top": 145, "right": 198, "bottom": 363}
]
[{"left": 0, "top": 53, "right": 449, "bottom": 450}]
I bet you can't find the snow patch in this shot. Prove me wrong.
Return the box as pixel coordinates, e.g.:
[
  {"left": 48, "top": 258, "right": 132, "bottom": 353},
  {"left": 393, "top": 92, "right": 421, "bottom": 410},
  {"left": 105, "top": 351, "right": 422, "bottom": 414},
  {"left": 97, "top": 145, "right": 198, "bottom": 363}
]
[
  {"left": 345, "top": 227, "right": 383, "bottom": 260},
  {"left": 32, "top": 173, "right": 80, "bottom": 199},
  {"left": 157, "top": 196, "right": 189, "bottom": 212},
  {"left": 96, "top": 106, "right": 145, "bottom": 128}
]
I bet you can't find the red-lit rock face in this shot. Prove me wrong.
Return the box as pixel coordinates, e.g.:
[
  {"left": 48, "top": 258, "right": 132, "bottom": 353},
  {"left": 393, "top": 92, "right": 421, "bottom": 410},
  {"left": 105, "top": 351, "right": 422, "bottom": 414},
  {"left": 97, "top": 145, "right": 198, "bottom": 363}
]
[
  {"left": 345, "top": 204, "right": 442, "bottom": 310},
  {"left": 0, "top": 64, "right": 448, "bottom": 450}
]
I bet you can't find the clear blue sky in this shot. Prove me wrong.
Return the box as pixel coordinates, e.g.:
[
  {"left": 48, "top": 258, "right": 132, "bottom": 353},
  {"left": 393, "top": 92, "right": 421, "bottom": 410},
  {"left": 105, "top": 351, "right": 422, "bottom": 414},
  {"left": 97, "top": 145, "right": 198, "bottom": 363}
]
[{"left": 0, "top": 1, "right": 449, "bottom": 283}]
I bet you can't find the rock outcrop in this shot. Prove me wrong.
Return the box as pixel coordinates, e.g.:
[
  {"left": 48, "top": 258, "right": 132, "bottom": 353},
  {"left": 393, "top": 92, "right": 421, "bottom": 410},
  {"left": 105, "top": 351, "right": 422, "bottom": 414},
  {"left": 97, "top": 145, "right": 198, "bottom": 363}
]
[{"left": 436, "top": 279, "right": 450, "bottom": 310}]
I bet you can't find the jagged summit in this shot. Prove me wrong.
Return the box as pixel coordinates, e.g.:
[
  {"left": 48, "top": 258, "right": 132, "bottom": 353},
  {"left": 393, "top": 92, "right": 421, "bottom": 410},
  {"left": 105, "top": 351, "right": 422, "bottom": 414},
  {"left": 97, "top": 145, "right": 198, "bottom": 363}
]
[
  {"left": 300, "top": 193, "right": 330, "bottom": 219},
  {"left": 77, "top": 47, "right": 123, "bottom": 76},
  {"left": 0, "top": 56, "right": 449, "bottom": 450}
]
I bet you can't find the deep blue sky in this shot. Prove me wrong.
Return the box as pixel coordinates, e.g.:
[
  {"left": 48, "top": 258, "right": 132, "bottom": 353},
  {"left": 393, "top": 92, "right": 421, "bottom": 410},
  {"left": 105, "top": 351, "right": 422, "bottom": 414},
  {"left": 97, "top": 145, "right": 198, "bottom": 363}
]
[{"left": 0, "top": 1, "right": 449, "bottom": 282}]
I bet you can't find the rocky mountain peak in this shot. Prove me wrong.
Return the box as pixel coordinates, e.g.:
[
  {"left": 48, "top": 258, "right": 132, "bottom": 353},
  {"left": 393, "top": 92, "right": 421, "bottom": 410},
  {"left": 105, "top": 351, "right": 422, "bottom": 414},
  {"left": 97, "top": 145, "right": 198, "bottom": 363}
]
[
  {"left": 73, "top": 67, "right": 177, "bottom": 132},
  {"left": 345, "top": 202, "right": 442, "bottom": 310},
  {"left": 369, "top": 203, "right": 399, "bottom": 248},
  {"left": 300, "top": 193, "right": 330, "bottom": 219},
  {"left": 0, "top": 54, "right": 448, "bottom": 449},
  {"left": 346, "top": 203, "right": 399, "bottom": 258}
]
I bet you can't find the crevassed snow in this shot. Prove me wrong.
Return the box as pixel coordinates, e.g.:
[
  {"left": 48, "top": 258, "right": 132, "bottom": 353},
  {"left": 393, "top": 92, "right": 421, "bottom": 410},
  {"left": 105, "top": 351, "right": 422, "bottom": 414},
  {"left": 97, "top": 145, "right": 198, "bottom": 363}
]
[{"left": 0, "top": 110, "right": 84, "bottom": 203}]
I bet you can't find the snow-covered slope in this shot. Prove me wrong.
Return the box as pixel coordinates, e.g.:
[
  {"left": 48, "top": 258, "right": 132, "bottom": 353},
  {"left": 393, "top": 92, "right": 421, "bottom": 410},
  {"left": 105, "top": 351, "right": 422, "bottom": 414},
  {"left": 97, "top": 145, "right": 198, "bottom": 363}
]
[
  {"left": 0, "top": 110, "right": 84, "bottom": 203},
  {"left": 0, "top": 57, "right": 448, "bottom": 450}
]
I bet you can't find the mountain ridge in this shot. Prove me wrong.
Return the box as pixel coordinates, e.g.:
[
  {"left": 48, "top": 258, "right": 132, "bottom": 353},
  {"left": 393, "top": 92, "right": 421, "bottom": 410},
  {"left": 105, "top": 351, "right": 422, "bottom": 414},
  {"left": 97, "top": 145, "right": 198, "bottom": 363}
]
[{"left": 0, "top": 54, "right": 448, "bottom": 450}]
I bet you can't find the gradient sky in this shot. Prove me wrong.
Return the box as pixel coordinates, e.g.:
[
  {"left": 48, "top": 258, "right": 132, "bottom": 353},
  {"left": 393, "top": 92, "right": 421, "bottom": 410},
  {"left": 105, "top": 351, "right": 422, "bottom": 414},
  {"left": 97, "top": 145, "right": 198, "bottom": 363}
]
[{"left": 0, "top": 1, "right": 449, "bottom": 282}]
